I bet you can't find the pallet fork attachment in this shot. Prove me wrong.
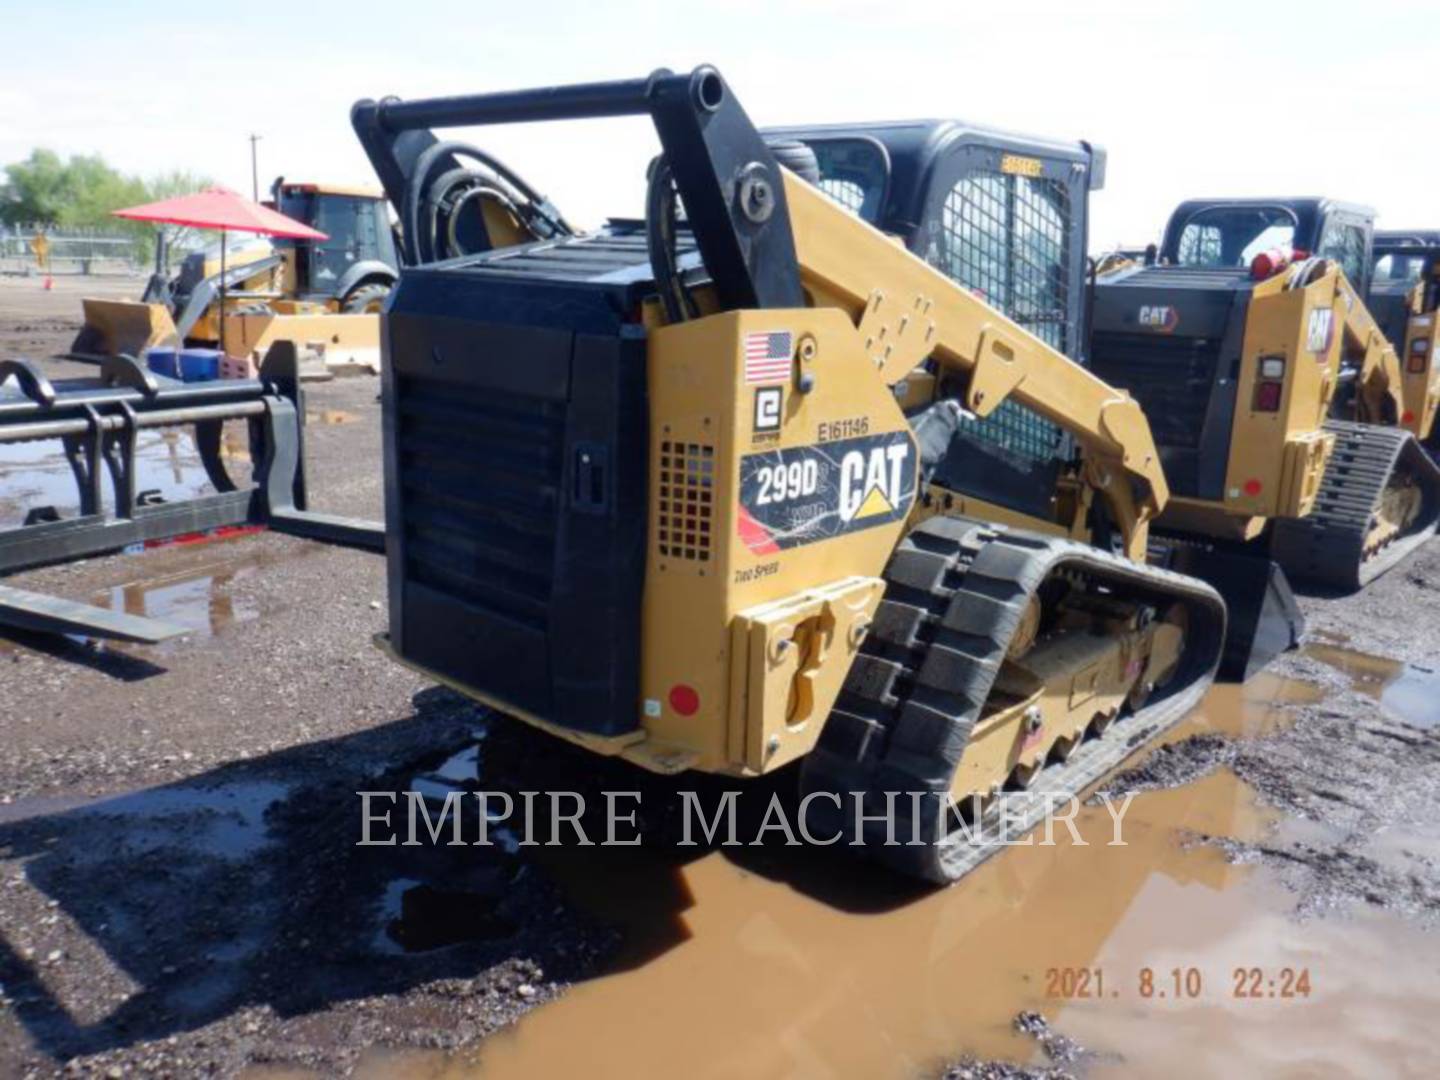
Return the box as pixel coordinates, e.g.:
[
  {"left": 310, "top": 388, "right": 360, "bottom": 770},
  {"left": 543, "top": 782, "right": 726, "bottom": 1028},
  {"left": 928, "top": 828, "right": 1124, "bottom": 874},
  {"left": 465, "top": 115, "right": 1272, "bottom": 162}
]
[{"left": 0, "top": 345, "right": 383, "bottom": 642}]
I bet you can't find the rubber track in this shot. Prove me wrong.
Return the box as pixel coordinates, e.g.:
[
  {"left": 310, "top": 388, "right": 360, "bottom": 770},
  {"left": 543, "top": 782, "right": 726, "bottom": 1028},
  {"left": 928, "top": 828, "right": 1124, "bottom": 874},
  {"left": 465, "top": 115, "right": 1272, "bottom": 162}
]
[
  {"left": 798, "top": 515, "right": 1226, "bottom": 884},
  {"left": 1271, "top": 420, "right": 1440, "bottom": 590}
]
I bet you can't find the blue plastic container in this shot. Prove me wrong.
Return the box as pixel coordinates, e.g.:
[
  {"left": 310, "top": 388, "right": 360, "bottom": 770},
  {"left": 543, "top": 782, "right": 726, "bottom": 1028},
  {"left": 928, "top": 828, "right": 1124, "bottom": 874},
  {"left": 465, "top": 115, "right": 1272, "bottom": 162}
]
[
  {"left": 179, "top": 348, "right": 222, "bottom": 383},
  {"left": 145, "top": 347, "right": 181, "bottom": 379}
]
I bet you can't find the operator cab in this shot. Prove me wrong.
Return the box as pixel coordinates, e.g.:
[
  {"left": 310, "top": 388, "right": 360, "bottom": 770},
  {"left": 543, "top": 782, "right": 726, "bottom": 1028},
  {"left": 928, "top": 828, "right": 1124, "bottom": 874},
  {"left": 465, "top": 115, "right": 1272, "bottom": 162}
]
[
  {"left": 764, "top": 120, "right": 1105, "bottom": 522},
  {"left": 1370, "top": 230, "right": 1440, "bottom": 351},
  {"left": 269, "top": 181, "right": 399, "bottom": 306},
  {"left": 1158, "top": 197, "right": 1374, "bottom": 293},
  {"left": 1373, "top": 229, "right": 1440, "bottom": 284}
]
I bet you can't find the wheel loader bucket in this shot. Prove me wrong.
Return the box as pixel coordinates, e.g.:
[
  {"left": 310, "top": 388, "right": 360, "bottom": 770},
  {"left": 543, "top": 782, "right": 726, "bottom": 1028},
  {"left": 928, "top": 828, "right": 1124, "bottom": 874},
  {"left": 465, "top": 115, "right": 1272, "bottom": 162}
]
[
  {"left": 1166, "top": 546, "right": 1305, "bottom": 682},
  {"left": 220, "top": 310, "right": 381, "bottom": 376},
  {"left": 70, "top": 299, "right": 178, "bottom": 359}
]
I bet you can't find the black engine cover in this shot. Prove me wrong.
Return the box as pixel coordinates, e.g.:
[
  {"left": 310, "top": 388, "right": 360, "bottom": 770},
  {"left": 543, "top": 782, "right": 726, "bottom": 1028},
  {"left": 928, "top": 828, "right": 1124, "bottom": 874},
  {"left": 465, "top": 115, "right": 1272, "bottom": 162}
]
[{"left": 381, "top": 267, "right": 648, "bottom": 736}]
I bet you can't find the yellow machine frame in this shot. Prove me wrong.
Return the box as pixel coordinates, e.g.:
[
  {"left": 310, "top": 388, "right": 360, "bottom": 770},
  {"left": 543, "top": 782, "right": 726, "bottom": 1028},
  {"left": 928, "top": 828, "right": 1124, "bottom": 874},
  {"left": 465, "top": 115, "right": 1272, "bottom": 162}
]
[{"left": 392, "top": 172, "right": 1177, "bottom": 780}]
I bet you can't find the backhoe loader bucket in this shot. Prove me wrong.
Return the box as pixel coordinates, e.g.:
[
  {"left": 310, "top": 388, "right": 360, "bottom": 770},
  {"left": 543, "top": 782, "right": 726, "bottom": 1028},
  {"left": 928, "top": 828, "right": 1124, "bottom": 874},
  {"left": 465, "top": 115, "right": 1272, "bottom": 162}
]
[
  {"left": 70, "top": 298, "right": 178, "bottom": 360},
  {"left": 1165, "top": 546, "right": 1304, "bottom": 682}
]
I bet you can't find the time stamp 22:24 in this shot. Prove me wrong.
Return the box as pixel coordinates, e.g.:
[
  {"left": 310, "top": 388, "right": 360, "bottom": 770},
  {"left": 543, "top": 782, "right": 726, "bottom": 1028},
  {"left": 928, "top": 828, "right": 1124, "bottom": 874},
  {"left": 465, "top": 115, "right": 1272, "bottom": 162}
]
[{"left": 1044, "top": 966, "right": 1314, "bottom": 1001}]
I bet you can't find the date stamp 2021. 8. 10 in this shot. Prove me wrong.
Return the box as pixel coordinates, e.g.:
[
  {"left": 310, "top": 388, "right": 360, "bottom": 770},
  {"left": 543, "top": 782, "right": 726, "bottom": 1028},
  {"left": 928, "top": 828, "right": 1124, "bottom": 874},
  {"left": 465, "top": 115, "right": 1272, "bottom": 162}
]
[{"left": 1045, "top": 966, "right": 1313, "bottom": 1002}]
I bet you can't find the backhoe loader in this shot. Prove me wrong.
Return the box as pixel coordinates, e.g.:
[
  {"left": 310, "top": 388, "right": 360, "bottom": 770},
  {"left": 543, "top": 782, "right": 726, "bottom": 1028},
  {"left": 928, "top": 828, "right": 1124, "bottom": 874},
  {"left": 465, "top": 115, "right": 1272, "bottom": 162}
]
[
  {"left": 352, "top": 67, "right": 1230, "bottom": 883},
  {"left": 70, "top": 180, "right": 399, "bottom": 372},
  {"left": 1090, "top": 197, "right": 1440, "bottom": 590}
]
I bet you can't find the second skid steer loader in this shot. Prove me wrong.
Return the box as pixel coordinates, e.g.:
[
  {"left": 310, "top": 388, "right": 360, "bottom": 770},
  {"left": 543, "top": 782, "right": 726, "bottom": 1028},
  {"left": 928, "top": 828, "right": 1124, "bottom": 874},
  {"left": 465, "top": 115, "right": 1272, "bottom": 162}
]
[
  {"left": 353, "top": 66, "right": 1231, "bottom": 883},
  {"left": 1091, "top": 198, "right": 1440, "bottom": 590}
]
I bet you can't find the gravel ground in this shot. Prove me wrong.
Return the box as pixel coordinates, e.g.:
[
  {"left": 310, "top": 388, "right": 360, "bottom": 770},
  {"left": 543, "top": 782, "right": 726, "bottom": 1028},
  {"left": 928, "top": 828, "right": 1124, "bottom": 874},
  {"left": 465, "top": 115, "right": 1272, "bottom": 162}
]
[{"left": 942, "top": 1011, "right": 1103, "bottom": 1080}]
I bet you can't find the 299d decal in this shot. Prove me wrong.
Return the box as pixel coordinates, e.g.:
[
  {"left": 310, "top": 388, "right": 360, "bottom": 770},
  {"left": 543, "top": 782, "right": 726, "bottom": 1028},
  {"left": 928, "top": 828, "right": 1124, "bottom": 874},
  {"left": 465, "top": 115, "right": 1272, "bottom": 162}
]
[{"left": 737, "top": 431, "right": 917, "bottom": 554}]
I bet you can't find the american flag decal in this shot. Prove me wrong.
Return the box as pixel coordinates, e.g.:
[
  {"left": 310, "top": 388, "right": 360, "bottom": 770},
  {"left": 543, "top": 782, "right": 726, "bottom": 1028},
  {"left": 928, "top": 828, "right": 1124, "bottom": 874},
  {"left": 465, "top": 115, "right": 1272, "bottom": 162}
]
[{"left": 744, "top": 331, "right": 794, "bottom": 384}]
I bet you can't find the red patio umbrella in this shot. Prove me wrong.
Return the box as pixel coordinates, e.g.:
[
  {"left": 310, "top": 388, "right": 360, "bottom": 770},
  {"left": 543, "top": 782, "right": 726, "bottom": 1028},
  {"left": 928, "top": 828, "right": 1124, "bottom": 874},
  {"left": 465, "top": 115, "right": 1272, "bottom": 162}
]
[{"left": 111, "top": 187, "right": 328, "bottom": 354}]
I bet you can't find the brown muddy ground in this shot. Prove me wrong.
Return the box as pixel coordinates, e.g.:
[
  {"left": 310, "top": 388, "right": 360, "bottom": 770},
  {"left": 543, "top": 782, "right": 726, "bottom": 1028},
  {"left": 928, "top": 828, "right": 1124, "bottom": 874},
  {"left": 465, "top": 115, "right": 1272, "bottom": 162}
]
[{"left": 1, "top": 275, "right": 1438, "bottom": 1078}]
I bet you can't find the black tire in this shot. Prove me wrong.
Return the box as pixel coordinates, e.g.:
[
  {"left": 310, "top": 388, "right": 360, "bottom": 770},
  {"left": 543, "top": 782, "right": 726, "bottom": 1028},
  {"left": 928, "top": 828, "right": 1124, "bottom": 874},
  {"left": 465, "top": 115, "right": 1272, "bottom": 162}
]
[{"left": 342, "top": 282, "right": 391, "bottom": 314}]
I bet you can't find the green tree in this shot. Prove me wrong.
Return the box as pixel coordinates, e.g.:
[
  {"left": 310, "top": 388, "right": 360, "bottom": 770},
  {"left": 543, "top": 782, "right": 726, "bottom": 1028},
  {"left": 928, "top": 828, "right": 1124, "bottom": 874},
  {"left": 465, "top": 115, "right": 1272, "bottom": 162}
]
[
  {"left": 1, "top": 148, "right": 73, "bottom": 225},
  {"left": 55, "top": 155, "right": 147, "bottom": 229},
  {"left": 1, "top": 150, "right": 212, "bottom": 262}
]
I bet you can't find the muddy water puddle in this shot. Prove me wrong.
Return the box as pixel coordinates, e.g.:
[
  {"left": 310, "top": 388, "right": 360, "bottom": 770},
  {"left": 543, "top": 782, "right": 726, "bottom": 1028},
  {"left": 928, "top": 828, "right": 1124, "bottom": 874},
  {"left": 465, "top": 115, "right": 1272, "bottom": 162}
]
[
  {"left": 0, "top": 532, "right": 315, "bottom": 659},
  {"left": 0, "top": 778, "right": 286, "bottom": 858},
  {"left": 1303, "top": 642, "right": 1440, "bottom": 729},
  {"left": 377, "top": 878, "right": 518, "bottom": 955},
  {"left": 273, "top": 668, "right": 1429, "bottom": 1079},
  {"left": 87, "top": 553, "right": 266, "bottom": 649},
  {"left": 374, "top": 741, "right": 521, "bottom": 956},
  {"left": 1168, "top": 668, "right": 1322, "bottom": 741},
  {"left": 327, "top": 766, "right": 1433, "bottom": 1079}
]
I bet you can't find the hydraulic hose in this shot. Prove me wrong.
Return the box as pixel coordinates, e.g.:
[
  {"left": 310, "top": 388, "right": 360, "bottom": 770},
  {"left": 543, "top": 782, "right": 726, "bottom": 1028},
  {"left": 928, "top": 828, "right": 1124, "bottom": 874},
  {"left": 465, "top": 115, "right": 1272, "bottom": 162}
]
[
  {"left": 645, "top": 155, "right": 697, "bottom": 324},
  {"left": 400, "top": 139, "right": 572, "bottom": 264}
]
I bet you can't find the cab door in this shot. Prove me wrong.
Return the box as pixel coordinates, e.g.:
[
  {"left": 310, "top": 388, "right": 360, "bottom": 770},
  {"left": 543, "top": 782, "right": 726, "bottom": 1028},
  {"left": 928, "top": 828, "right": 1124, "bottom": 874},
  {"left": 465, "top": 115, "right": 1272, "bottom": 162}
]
[
  {"left": 914, "top": 141, "right": 1093, "bottom": 518},
  {"left": 920, "top": 142, "right": 1091, "bottom": 356},
  {"left": 304, "top": 195, "right": 378, "bottom": 298},
  {"left": 1315, "top": 209, "right": 1374, "bottom": 294}
]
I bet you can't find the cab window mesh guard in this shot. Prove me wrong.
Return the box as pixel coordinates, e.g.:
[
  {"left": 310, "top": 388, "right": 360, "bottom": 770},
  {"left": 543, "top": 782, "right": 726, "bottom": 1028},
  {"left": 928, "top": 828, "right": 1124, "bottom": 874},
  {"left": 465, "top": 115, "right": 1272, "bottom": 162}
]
[
  {"left": 818, "top": 177, "right": 866, "bottom": 215},
  {"left": 808, "top": 139, "right": 887, "bottom": 224},
  {"left": 929, "top": 169, "right": 1071, "bottom": 464},
  {"left": 1178, "top": 224, "right": 1224, "bottom": 266}
]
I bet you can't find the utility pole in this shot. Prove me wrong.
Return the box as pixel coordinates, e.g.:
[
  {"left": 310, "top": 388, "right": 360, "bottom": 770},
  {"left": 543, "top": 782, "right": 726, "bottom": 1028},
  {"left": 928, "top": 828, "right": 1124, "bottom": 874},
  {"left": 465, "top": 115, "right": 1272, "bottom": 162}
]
[{"left": 248, "top": 134, "right": 262, "bottom": 201}]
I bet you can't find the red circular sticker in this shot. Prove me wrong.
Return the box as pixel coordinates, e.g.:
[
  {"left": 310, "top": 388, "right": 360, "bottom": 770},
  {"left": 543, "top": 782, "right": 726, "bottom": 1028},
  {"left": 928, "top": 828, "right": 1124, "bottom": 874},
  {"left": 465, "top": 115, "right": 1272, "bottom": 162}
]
[{"left": 669, "top": 684, "right": 700, "bottom": 716}]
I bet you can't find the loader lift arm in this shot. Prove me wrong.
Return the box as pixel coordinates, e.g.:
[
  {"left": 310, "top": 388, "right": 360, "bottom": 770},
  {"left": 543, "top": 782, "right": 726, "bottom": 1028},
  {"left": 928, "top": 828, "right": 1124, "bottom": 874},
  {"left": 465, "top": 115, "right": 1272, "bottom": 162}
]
[
  {"left": 780, "top": 173, "right": 1168, "bottom": 560},
  {"left": 1328, "top": 266, "right": 1406, "bottom": 426},
  {"left": 353, "top": 65, "right": 1168, "bottom": 561}
]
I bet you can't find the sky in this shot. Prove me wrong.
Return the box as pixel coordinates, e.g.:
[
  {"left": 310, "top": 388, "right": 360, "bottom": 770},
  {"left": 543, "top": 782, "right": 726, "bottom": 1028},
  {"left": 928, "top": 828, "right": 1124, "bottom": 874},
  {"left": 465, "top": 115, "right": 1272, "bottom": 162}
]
[{"left": 2, "top": 0, "right": 1435, "bottom": 248}]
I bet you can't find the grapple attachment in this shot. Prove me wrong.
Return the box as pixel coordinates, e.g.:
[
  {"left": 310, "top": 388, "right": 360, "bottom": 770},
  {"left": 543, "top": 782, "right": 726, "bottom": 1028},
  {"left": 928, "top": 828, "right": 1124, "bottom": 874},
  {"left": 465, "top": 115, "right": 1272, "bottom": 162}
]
[{"left": 0, "top": 348, "right": 382, "bottom": 641}]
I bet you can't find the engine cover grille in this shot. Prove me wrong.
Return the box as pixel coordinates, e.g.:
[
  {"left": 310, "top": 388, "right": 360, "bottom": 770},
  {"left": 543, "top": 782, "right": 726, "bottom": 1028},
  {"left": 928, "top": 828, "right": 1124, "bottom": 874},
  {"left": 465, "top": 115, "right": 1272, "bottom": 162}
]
[{"left": 382, "top": 272, "right": 648, "bottom": 737}]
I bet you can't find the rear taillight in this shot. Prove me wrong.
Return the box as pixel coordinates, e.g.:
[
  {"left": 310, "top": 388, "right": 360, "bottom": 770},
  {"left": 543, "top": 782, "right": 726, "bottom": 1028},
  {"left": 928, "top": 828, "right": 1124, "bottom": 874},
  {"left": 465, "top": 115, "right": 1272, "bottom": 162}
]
[
  {"left": 1254, "top": 355, "right": 1285, "bottom": 412},
  {"left": 1409, "top": 339, "right": 1429, "bottom": 374}
]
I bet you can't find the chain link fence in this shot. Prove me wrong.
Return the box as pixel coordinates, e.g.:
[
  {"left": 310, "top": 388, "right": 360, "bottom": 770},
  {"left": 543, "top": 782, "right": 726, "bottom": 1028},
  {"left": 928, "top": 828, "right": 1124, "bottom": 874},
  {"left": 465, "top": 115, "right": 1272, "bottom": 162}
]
[{"left": 0, "top": 223, "right": 143, "bottom": 277}]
